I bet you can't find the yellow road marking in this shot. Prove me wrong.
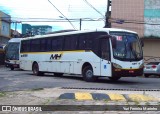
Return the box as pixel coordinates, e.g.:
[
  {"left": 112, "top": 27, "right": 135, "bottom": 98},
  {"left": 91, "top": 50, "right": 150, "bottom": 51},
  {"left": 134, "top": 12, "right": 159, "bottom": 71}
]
[
  {"left": 75, "top": 93, "right": 93, "bottom": 100},
  {"left": 108, "top": 93, "right": 126, "bottom": 101},
  {"left": 128, "top": 94, "right": 157, "bottom": 102}
]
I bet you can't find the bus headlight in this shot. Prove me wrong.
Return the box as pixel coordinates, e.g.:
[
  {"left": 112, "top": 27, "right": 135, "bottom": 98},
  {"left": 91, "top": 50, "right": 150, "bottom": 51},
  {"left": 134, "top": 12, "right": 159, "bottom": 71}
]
[
  {"left": 139, "top": 63, "right": 144, "bottom": 69},
  {"left": 113, "top": 63, "right": 122, "bottom": 69}
]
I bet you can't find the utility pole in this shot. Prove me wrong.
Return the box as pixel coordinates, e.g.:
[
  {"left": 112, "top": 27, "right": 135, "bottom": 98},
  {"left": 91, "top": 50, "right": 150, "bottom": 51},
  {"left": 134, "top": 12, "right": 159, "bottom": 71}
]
[
  {"left": 80, "top": 18, "right": 82, "bottom": 30},
  {"left": 104, "top": 0, "right": 111, "bottom": 28},
  {"left": 14, "top": 21, "right": 17, "bottom": 38}
]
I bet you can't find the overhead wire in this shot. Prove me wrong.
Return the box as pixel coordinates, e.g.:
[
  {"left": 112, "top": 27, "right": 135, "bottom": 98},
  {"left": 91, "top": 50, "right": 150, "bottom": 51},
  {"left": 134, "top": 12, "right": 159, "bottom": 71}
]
[
  {"left": 1, "top": 16, "right": 160, "bottom": 25},
  {"left": 83, "top": 0, "right": 105, "bottom": 21},
  {"left": 48, "top": 0, "right": 77, "bottom": 30},
  {"left": 1, "top": 1, "right": 160, "bottom": 26}
]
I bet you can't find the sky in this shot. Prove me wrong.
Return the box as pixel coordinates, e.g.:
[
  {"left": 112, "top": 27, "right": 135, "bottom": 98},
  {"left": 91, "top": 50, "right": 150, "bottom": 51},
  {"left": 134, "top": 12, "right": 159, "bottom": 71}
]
[{"left": 0, "top": 0, "right": 107, "bottom": 33}]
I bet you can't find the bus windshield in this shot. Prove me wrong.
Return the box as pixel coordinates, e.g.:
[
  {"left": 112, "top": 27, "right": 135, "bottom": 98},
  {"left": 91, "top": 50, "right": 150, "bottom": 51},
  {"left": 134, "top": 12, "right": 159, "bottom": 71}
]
[
  {"left": 110, "top": 32, "right": 143, "bottom": 61},
  {"left": 5, "top": 42, "right": 20, "bottom": 60}
]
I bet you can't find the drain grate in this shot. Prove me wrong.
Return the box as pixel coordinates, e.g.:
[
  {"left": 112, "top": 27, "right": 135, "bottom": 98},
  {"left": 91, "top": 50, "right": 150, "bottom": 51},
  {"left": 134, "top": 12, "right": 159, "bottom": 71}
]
[{"left": 61, "top": 87, "right": 160, "bottom": 91}]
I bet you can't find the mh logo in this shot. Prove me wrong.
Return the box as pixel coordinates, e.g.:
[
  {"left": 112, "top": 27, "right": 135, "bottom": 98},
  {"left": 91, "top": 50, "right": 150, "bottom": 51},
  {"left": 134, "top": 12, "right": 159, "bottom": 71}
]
[{"left": 50, "top": 54, "right": 62, "bottom": 60}]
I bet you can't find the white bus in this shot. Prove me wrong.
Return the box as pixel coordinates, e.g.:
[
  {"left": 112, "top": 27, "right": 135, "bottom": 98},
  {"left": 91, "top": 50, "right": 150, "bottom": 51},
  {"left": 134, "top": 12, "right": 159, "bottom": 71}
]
[
  {"left": 5, "top": 38, "right": 22, "bottom": 70},
  {"left": 19, "top": 28, "right": 144, "bottom": 81}
]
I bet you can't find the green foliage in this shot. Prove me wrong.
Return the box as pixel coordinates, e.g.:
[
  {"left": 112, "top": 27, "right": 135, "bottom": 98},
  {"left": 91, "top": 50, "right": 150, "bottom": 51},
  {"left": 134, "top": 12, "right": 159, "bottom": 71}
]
[
  {"left": 0, "top": 92, "right": 6, "bottom": 97},
  {"left": 31, "top": 88, "right": 44, "bottom": 91}
]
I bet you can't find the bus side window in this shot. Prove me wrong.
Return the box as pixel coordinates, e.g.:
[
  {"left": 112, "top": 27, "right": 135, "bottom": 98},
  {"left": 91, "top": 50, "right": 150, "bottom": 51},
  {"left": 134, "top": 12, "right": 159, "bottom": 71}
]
[
  {"left": 40, "top": 39, "right": 46, "bottom": 52},
  {"left": 26, "top": 40, "right": 30, "bottom": 52},
  {"left": 78, "top": 35, "right": 85, "bottom": 50},
  {"left": 64, "top": 35, "right": 77, "bottom": 50},
  {"left": 57, "top": 38, "right": 63, "bottom": 51},
  {"left": 46, "top": 38, "right": 52, "bottom": 51},
  {"left": 101, "top": 39, "right": 110, "bottom": 60},
  {"left": 21, "top": 41, "right": 25, "bottom": 52},
  {"left": 78, "top": 33, "right": 92, "bottom": 50},
  {"left": 52, "top": 37, "right": 63, "bottom": 51},
  {"left": 30, "top": 41, "right": 34, "bottom": 52},
  {"left": 52, "top": 39, "right": 57, "bottom": 51},
  {"left": 92, "top": 39, "right": 100, "bottom": 56},
  {"left": 21, "top": 40, "right": 30, "bottom": 52},
  {"left": 31, "top": 40, "right": 40, "bottom": 52},
  {"left": 85, "top": 36, "right": 93, "bottom": 50},
  {"left": 92, "top": 32, "right": 106, "bottom": 56}
]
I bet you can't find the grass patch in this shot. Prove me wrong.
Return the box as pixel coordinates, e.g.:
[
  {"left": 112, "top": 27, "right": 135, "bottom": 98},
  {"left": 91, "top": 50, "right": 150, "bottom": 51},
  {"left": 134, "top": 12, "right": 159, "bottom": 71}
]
[
  {"left": 145, "top": 102, "right": 150, "bottom": 105},
  {"left": 0, "top": 92, "right": 6, "bottom": 97},
  {"left": 134, "top": 101, "right": 140, "bottom": 105},
  {"left": 43, "top": 99, "right": 51, "bottom": 105},
  {"left": 31, "top": 88, "right": 44, "bottom": 91}
]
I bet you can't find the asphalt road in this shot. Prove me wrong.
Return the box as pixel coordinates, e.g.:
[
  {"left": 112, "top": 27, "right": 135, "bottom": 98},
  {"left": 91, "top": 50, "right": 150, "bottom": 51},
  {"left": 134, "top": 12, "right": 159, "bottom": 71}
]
[{"left": 0, "top": 66, "right": 160, "bottom": 92}]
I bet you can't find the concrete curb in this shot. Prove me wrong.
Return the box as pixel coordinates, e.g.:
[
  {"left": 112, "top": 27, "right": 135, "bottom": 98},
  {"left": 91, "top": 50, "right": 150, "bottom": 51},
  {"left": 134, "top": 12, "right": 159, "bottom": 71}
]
[{"left": 59, "top": 92, "right": 159, "bottom": 102}]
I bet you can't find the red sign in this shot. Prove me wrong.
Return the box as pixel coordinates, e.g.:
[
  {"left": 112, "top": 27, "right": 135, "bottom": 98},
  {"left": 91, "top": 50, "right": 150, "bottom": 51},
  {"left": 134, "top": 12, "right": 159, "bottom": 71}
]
[{"left": 116, "top": 36, "right": 122, "bottom": 41}]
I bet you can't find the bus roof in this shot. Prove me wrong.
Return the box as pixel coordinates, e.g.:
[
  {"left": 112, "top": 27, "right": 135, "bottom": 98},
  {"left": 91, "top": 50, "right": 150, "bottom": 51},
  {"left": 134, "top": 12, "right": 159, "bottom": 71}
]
[
  {"left": 22, "top": 28, "right": 138, "bottom": 40},
  {"left": 97, "top": 28, "right": 137, "bottom": 34},
  {"left": 8, "top": 38, "right": 23, "bottom": 43}
]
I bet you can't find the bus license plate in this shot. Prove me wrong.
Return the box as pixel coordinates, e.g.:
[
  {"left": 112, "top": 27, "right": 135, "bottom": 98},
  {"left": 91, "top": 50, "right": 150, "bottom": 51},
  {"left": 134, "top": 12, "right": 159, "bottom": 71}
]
[
  {"left": 129, "top": 70, "right": 134, "bottom": 73},
  {"left": 13, "top": 65, "right": 17, "bottom": 67}
]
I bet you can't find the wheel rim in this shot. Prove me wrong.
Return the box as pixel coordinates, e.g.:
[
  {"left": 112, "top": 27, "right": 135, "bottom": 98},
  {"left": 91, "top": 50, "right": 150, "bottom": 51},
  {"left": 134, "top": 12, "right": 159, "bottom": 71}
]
[{"left": 86, "top": 70, "right": 93, "bottom": 78}]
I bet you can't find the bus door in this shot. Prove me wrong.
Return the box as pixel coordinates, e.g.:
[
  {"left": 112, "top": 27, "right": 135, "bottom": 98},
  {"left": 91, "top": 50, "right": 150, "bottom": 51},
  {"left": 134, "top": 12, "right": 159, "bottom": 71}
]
[{"left": 100, "top": 38, "right": 112, "bottom": 76}]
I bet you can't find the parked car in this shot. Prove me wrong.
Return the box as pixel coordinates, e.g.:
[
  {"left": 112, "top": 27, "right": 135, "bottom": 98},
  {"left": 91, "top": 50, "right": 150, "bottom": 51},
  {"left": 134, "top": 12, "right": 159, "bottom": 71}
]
[{"left": 144, "top": 62, "right": 160, "bottom": 77}]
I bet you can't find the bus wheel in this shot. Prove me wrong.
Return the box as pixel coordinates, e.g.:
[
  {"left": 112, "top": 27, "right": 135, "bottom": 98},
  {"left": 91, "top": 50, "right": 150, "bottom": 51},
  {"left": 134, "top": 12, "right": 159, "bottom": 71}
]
[
  {"left": 54, "top": 73, "right": 63, "bottom": 76},
  {"left": 82, "top": 66, "right": 96, "bottom": 82},
  {"left": 109, "top": 77, "right": 121, "bottom": 81},
  {"left": 144, "top": 74, "right": 150, "bottom": 78},
  {"left": 32, "top": 63, "right": 43, "bottom": 76},
  {"left": 10, "top": 67, "right": 14, "bottom": 70}
]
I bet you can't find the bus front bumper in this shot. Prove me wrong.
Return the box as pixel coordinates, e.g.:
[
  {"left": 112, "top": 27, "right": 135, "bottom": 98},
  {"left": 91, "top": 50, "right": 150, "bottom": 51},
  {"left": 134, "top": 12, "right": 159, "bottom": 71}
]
[
  {"left": 5, "top": 62, "right": 19, "bottom": 68},
  {"left": 112, "top": 68, "right": 143, "bottom": 77}
]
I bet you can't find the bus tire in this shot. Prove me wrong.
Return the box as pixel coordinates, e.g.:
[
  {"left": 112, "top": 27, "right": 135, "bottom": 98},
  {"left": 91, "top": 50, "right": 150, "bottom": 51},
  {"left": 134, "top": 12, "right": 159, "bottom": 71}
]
[
  {"left": 82, "top": 66, "right": 96, "bottom": 82},
  {"left": 144, "top": 74, "right": 150, "bottom": 78},
  {"left": 108, "top": 77, "right": 121, "bottom": 81},
  {"left": 54, "top": 73, "right": 63, "bottom": 76},
  {"left": 10, "top": 66, "right": 14, "bottom": 70},
  {"left": 32, "top": 63, "right": 43, "bottom": 76}
]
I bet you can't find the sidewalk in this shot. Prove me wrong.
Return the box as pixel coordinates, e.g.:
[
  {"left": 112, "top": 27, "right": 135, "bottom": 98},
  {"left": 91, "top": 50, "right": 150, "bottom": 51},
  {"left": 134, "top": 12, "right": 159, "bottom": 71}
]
[{"left": 0, "top": 87, "right": 160, "bottom": 114}]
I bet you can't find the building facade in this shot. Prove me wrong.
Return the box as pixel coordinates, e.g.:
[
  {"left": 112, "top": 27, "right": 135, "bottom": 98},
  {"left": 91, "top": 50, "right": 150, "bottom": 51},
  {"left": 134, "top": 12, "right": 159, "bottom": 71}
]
[
  {"left": 144, "top": 0, "right": 160, "bottom": 37},
  {"left": 110, "top": 0, "right": 160, "bottom": 63},
  {"left": 22, "top": 24, "right": 52, "bottom": 36},
  {"left": 0, "top": 11, "right": 11, "bottom": 45}
]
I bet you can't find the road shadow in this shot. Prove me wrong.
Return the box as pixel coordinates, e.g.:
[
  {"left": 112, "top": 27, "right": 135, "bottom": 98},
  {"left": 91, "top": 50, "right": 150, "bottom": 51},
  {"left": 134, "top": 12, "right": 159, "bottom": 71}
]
[{"left": 26, "top": 72, "right": 141, "bottom": 85}]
